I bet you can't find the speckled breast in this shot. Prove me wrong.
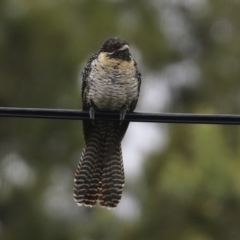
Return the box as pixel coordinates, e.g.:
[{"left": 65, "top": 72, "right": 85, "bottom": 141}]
[{"left": 87, "top": 52, "right": 139, "bottom": 111}]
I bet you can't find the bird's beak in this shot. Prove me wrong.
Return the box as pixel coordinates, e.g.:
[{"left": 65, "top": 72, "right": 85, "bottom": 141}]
[
  {"left": 118, "top": 44, "right": 129, "bottom": 52},
  {"left": 108, "top": 44, "right": 129, "bottom": 55}
]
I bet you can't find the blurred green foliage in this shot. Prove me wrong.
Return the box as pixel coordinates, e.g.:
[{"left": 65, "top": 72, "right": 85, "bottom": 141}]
[{"left": 1, "top": 0, "right": 240, "bottom": 239}]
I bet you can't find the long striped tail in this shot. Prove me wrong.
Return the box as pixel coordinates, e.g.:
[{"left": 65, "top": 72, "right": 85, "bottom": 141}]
[{"left": 73, "top": 121, "right": 127, "bottom": 208}]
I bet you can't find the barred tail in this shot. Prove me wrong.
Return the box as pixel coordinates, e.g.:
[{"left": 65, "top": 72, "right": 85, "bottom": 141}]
[
  {"left": 73, "top": 129, "right": 102, "bottom": 207},
  {"left": 99, "top": 145, "right": 124, "bottom": 208},
  {"left": 73, "top": 121, "right": 126, "bottom": 208}
]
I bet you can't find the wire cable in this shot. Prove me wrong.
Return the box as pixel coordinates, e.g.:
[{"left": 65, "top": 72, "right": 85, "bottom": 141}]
[{"left": 0, "top": 107, "right": 240, "bottom": 125}]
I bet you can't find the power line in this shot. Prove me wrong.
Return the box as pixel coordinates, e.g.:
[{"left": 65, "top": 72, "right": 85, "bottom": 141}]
[{"left": 0, "top": 107, "right": 240, "bottom": 125}]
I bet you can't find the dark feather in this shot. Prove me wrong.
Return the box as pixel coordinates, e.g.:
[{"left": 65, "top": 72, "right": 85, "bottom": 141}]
[{"left": 74, "top": 37, "right": 141, "bottom": 208}]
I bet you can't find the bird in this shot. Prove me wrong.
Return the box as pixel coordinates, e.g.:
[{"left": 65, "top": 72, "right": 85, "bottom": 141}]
[{"left": 73, "top": 37, "right": 141, "bottom": 209}]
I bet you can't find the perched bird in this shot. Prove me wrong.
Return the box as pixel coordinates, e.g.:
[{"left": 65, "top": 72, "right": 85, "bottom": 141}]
[{"left": 74, "top": 37, "right": 141, "bottom": 208}]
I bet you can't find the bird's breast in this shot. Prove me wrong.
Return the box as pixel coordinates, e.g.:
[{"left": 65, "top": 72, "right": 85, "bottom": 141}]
[{"left": 88, "top": 54, "right": 139, "bottom": 111}]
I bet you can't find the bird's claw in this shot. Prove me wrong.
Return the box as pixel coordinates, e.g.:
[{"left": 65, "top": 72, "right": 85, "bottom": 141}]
[
  {"left": 119, "top": 108, "right": 128, "bottom": 125},
  {"left": 89, "top": 107, "right": 95, "bottom": 124}
]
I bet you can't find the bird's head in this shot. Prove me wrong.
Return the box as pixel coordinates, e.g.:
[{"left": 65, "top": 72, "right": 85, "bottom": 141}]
[{"left": 99, "top": 37, "right": 131, "bottom": 61}]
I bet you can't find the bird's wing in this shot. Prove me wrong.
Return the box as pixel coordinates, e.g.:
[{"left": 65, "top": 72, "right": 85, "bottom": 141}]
[
  {"left": 129, "top": 61, "right": 141, "bottom": 111},
  {"left": 81, "top": 53, "right": 98, "bottom": 109},
  {"left": 81, "top": 53, "right": 99, "bottom": 143}
]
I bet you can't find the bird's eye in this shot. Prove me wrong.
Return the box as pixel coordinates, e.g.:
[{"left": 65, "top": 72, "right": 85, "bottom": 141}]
[{"left": 110, "top": 47, "right": 115, "bottom": 52}]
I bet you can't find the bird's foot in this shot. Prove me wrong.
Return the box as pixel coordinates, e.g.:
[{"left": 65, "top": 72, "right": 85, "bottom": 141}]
[
  {"left": 89, "top": 106, "right": 95, "bottom": 124},
  {"left": 119, "top": 108, "right": 128, "bottom": 125}
]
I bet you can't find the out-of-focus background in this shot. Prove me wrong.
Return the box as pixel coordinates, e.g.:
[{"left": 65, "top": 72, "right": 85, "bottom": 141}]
[{"left": 1, "top": 0, "right": 240, "bottom": 239}]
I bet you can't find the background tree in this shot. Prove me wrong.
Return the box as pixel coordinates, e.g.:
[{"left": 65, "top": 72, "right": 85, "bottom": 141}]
[{"left": 1, "top": 0, "right": 240, "bottom": 239}]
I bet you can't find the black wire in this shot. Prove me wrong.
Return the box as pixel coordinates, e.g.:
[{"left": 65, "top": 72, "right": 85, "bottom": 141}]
[{"left": 0, "top": 107, "right": 240, "bottom": 125}]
